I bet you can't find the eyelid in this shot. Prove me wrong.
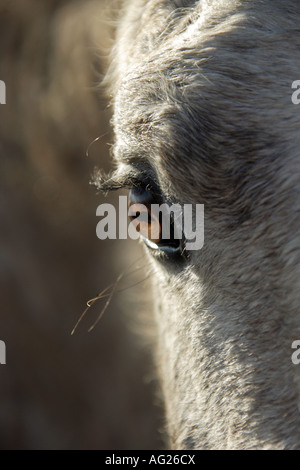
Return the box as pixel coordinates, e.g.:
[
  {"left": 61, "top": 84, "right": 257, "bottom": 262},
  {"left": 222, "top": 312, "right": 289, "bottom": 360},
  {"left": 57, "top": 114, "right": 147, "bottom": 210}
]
[
  {"left": 92, "top": 166, "right": 160, "bottom": 193},
  {"left": 128, "top": 174, "right": 161, "bottom": 196},
  {"left": 113, "top": 162, "right": 159, "bottom": 192}
]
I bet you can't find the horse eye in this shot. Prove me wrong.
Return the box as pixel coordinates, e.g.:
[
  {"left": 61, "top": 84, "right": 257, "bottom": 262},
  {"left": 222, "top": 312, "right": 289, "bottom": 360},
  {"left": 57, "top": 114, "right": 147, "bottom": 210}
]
[{"left": 128, "top": 187, "right": 181, "bottom": 253}]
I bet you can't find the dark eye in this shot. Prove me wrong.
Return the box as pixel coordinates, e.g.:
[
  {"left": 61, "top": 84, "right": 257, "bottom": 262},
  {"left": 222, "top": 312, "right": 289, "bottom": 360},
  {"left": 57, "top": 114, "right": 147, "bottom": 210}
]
[{"left": 128, "top": 187, "right": 183, "bottom": 255}]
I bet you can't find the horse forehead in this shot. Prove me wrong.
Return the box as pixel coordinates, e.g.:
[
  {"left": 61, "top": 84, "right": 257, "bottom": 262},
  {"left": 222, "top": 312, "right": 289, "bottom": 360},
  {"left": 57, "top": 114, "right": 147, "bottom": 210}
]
[
  {"left": 115, "top": 0, "right": 300, "bottom": 90},
  {"left": 113, "top": 0, "right": 300, "bottom": 204}
]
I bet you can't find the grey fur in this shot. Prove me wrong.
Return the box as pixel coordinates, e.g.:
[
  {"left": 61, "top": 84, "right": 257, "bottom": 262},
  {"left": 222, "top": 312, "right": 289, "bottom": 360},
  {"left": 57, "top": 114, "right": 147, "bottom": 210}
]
[{"left": 103, "top": 0, "right": 300, "bottom": 449}]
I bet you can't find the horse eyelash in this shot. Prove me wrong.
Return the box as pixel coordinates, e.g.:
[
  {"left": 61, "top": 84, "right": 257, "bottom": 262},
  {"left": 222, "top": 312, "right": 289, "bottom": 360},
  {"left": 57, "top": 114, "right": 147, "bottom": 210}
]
[{"left": 90, "top": 167, "right": 158, "bottom": 194}]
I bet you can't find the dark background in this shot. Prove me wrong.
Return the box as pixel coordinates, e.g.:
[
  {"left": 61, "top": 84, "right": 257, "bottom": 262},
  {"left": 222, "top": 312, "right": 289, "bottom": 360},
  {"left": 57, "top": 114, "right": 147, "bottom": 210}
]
[{"left": 0, "top": 0, "right": 163, "bottom": 449}]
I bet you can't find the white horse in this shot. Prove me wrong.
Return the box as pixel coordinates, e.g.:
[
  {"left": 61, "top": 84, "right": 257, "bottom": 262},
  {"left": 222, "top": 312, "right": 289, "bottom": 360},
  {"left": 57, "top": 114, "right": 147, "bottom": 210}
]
[{"left": 100, "top": 0, "right": 300, "bottom": 449}]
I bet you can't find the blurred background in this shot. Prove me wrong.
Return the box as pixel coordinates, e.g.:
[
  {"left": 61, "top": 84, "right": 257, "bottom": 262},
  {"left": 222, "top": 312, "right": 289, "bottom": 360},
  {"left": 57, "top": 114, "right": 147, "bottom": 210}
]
[{"left": 0, "top": 0, "right": 163, "bottom": 449}]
